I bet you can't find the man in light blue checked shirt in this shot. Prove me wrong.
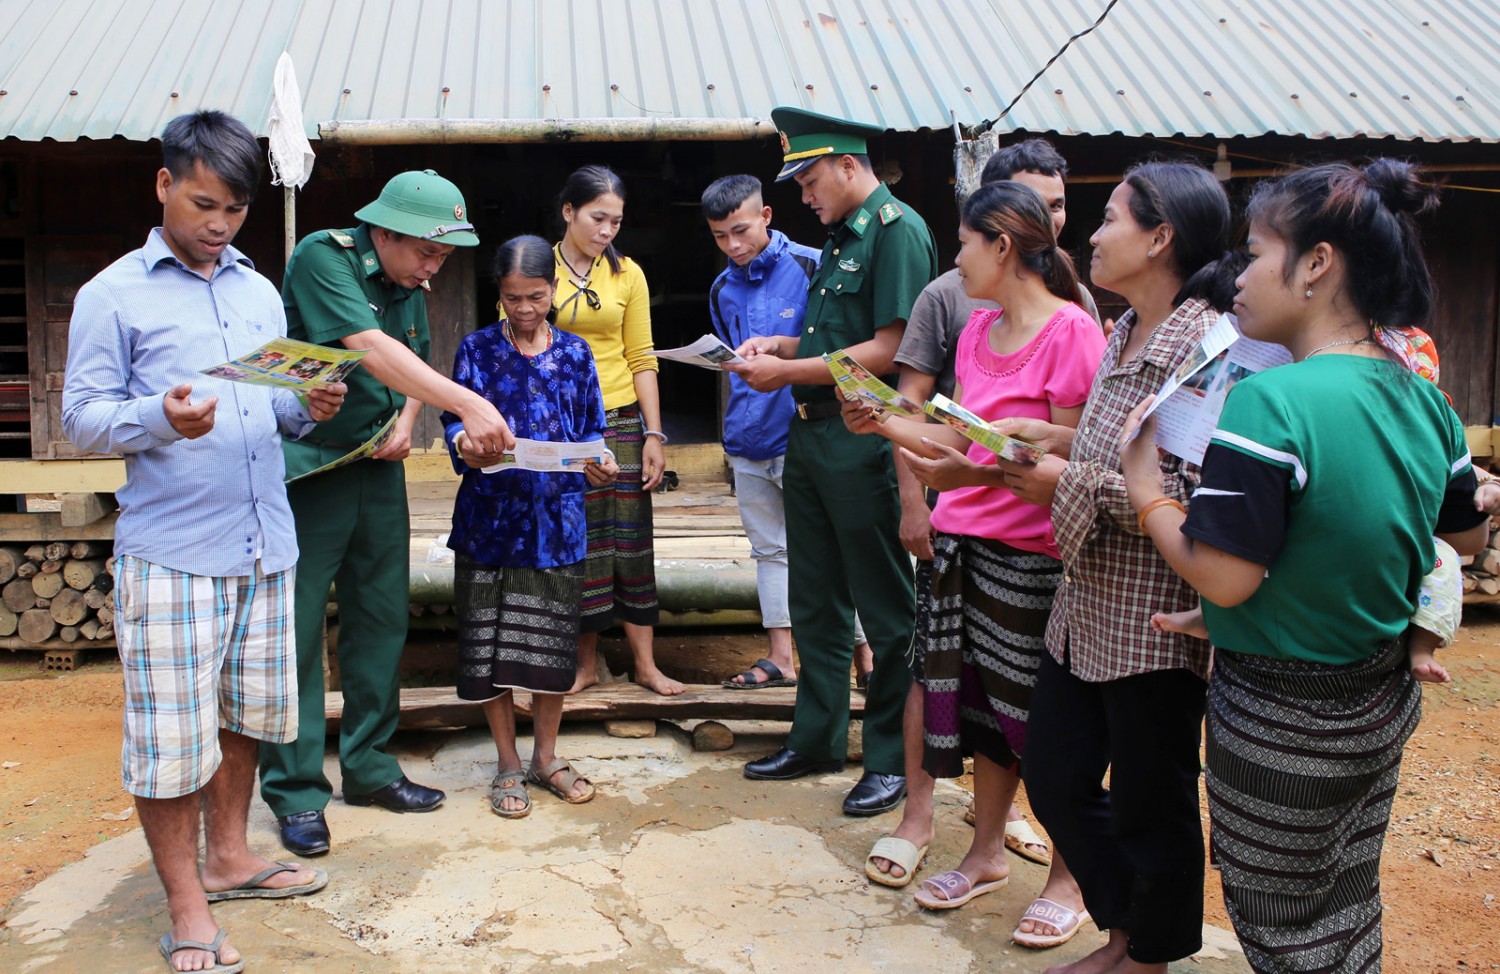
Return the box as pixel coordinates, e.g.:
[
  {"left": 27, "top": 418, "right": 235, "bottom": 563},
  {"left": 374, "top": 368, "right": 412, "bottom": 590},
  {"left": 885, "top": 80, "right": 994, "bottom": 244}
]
[{"left": 62, "top": 111, "right": 343, "bottom": 974}]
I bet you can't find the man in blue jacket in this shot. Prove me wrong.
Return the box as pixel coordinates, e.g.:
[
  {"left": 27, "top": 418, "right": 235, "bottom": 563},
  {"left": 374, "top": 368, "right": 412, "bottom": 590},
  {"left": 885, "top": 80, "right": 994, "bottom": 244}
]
[{"left": 703, "top": 174, "right": 871, "bottom": 690}]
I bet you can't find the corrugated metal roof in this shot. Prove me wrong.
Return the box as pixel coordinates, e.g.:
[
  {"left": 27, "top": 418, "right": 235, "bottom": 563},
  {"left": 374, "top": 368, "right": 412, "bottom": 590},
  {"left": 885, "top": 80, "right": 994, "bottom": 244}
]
[{"left": 1, "top": 0, "right": 1496, "bottom": 143}]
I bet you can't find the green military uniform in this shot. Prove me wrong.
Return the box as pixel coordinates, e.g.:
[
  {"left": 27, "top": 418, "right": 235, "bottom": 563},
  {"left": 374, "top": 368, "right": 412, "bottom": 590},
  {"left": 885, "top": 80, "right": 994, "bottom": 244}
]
[
  {"left": 257, "top": 223, "right": 431, "bottom": 817},
  {"left": 777, "top": 111, "right": 939, "bottom": 774}
]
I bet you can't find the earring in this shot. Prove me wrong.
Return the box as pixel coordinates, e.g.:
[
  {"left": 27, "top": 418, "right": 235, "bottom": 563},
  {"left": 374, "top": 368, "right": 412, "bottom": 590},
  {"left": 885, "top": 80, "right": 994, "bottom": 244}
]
[
  {"left": 1305, "top": 287, "right": 1314, "bottom": 299},
  {"left": 1146, "top": 250, "right": 1154, "bottom": 259}
]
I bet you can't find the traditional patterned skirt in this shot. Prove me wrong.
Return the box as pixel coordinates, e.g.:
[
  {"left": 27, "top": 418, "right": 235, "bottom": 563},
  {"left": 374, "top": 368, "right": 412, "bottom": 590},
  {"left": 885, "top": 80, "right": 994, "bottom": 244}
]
[
  {"left": 1207, "top": 639, "right": 1420, "bottom": 974},
  {"left": 920, "top": 533, "right": 1061, "bottom": 778},
  {"left": 454, "top": 555, "right": 583, "bottom": 698},
  {"left": 580, "top": 403, "right": 659, "bottom": 633}
]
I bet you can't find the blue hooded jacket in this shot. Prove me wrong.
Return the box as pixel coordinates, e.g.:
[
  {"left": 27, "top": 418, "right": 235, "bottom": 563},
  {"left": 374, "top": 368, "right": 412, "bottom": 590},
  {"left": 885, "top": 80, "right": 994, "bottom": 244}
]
[{"left": 708, "top": 230, "right": 820, "bottom": 459}]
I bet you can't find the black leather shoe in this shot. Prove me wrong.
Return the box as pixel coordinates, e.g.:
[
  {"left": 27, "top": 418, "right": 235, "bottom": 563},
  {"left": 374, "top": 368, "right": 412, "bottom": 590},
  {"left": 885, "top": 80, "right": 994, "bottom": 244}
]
[
  {"left": 344, "top": 775, "right": 445, "bottom": 812},
  {"left": 277, "top": 810, "right": 330, "bottom": 857},
  {"left": 843, "top": 772, "right": 907, "bottom": 816},
  {"left": 743, "top": 747, "right": 845, "bottom": 781}
]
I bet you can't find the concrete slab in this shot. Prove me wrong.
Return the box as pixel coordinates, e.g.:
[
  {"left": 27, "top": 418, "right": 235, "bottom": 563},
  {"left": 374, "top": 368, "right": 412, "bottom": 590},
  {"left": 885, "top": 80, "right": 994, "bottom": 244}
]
[{"left": 0, "top": 725, "right": 1250, "bottom": 973}]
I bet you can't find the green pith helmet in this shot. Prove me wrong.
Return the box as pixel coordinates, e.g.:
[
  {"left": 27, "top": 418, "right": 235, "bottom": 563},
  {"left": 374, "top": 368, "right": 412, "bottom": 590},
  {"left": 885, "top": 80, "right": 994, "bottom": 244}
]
[
  {"left": 771, "top": 106, "right": 885, "bottom": 182},
  {"left": 354, "top": 169, "right": 479, "bottom": 246}
]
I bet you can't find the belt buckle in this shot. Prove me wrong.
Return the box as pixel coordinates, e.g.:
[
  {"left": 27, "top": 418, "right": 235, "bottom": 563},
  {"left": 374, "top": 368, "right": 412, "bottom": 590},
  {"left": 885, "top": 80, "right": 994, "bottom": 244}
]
[{"left": 796, "top": 403, "right": 810, "bottom": 420}]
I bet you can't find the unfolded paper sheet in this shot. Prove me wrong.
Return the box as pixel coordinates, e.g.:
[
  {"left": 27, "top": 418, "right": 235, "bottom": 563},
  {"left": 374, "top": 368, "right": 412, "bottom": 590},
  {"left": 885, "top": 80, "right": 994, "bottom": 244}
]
[{"left": 481, "top": 438, "right": 610, "bottom": 473}]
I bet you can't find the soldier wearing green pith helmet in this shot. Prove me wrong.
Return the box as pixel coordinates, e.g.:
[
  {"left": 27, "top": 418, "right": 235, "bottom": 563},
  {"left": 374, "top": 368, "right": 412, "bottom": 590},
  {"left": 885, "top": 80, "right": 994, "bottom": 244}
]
[
  {"left": 731, "top": 108, "right": 938, "bottom": 817},
  {"left": 259, "top": 170, "right": 517, "bottom": 858}
]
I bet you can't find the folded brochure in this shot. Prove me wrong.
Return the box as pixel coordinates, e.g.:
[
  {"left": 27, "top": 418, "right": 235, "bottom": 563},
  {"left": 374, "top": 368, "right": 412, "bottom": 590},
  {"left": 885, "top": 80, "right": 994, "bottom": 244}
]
[
  {"left": 201, "top": 337, "right": 366, "bottom": 390},
  {"left": 822, "top": 350, "right": 924, "bottom": 417},
  {"left": 648, "top": 334, "right": 746, "bottom": 370},
  {"left": 285, "top": 411, "right": 399, "bottom": 484},
  {"left": 924, "top": 393, "right": 1046, "bottom": 464},
  {"left": 1135, "top": 313, "right": 1292, "bottom": 464},
  {"left": 481, "top": 437, "right": 610, "bottom": 473}
]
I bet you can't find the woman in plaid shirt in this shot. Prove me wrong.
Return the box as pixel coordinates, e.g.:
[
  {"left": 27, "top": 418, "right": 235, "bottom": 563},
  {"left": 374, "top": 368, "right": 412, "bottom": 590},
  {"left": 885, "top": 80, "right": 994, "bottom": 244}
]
[{"left": 992, "top": 161, "right": 1245, "bottom": 974}]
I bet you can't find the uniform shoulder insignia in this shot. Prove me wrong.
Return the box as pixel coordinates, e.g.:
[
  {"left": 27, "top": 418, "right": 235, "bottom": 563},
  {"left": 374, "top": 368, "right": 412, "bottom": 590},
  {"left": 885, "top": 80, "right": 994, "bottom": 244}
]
[
  {"left": 327, "top": 229, "right": 356, "bottom": 248},
  {"left": 879, "top": 202, "right": 904, "bottom": 225}
]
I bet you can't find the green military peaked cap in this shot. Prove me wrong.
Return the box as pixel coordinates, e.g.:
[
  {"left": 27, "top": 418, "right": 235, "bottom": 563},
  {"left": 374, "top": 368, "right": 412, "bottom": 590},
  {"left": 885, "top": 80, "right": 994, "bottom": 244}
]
[
  {"left": 771, "top": 107, "right": 885, "bottom": 182},
  {"left": 354, "top": 169, "right": 479, "bottom": 246}
]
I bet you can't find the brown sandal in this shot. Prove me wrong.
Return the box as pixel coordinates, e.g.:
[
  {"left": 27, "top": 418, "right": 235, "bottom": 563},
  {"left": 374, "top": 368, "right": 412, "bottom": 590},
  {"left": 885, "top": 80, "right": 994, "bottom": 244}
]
[
  {"left": 527, "top": 757, "right": 596, "bottom": 804},
  {"left": 489, "top": 768, "right": 530, "bottom": 819}
]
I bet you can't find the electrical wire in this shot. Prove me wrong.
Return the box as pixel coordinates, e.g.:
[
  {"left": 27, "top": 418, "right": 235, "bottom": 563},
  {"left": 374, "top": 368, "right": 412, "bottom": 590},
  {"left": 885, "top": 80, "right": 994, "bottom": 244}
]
[{"left": 978, "top": 0, "right": 1123, "bottom": 134}]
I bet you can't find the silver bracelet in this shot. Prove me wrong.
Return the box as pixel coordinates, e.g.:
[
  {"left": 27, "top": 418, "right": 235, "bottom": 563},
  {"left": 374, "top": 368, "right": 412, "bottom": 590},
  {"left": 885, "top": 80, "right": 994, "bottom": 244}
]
[{"left": 643, "top": 430, "right": 669, "bottom": 444}]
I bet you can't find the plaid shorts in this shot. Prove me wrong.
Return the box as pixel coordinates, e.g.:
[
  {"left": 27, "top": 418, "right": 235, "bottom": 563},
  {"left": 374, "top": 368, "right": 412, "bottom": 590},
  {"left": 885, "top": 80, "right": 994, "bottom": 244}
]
[{"left": 115, "top": 555, "right": 296, "bottom": 799}]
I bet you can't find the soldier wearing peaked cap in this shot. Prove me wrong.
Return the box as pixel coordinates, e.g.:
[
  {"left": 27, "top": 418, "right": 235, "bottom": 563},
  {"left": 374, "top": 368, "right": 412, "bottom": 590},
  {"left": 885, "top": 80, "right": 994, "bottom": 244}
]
[
  {"left": 731, "top": 108, "right": 938, "bottom": 817},
  {"left": 259, "top": 170, "right": 517, "bottom": 858}
]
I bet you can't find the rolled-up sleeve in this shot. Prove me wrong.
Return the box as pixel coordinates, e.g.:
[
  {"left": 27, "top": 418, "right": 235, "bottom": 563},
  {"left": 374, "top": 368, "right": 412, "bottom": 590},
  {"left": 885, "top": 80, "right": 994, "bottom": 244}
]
[{"left": 273, "top": 390, "right": 316, "bottom": 441}]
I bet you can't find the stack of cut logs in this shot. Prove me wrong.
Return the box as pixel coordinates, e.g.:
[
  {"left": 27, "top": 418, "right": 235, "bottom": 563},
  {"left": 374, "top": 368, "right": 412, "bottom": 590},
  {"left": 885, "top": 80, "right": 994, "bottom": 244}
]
[
  {"left": 0, "top": 542, "right": 115, "bottom": 644},
  {"left": 1461, "top": 519, "right": 1500, "bottom": 598}
]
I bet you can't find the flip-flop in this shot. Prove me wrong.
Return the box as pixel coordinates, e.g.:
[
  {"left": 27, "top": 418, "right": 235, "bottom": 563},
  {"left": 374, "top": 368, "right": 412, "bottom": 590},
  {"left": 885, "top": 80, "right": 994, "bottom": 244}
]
[
  {"left": 1012, "top": 897, "right": 1091, "bottom": 949},
  {"left": 204, "top": 862, "right": 328, "bottom": 902},
  {"left": 864, "top": 835, "right": 928, "bottom": 888},
  {"left": 1004, "top": 818, "right": 1053, "bottom": 866},
  {"left": 913, "top": 869, "right": 1008, "bottom": 910},
  {"left": 158, "top": 929, "right": 244, "bottom": 974},
  {"left": 722, "top": 657, "right": 797, "bottom": 690}
]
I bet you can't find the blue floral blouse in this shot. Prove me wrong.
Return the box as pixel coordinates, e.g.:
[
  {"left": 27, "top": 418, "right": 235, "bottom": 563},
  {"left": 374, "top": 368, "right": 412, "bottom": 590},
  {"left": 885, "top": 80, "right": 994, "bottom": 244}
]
[{"left": 442, "top": 321, "right": 606, "bottom": 568}]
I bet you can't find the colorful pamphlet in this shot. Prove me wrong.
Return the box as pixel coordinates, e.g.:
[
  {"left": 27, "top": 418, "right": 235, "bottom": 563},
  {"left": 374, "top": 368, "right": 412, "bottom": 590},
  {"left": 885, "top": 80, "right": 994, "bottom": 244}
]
[
  {"left": 924, "top": 393, "right": 1047, "bottom": 464},
  {"left": 822, "top": 349, "right": 925, "bottom": 417},
  {"left": 1140, "top": 314, "right": 1293, "bottom": 464},
  {"left": 285, "top": 412, "right": 399, "bottom": 484},
  {"left": 648, "top": 335, "right": 746, "bottom": 370},
  {"left": 201, "top": 337, "right": 366, "bottom": 390},
  {"left": 481, "top": 438, "right": 611, "bottom": 474}
]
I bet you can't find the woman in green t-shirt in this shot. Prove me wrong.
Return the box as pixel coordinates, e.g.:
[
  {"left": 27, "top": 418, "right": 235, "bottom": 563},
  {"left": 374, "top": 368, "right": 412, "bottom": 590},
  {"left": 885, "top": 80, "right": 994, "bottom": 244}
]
[{"left": 1120, "top": 160, "right": 1490, "bottom": 973}]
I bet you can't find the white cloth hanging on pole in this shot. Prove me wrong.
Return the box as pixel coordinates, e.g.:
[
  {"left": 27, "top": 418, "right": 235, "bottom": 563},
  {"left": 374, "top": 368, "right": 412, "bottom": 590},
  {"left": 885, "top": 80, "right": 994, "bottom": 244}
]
[
  {"left": 267, "top": 52, "right": 315, "bottom": 263},
  {"left": 268, "top": 51, "right": 314, "bottom": 189}
]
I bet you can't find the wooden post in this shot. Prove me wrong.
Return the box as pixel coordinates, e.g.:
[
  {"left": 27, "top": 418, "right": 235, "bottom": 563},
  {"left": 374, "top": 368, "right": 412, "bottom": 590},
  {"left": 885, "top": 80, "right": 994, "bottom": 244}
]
[
  {"left": 18, "top": 609, "right": 57, "bottom": 643},
  {"left": 285, "top": 185, "right": 296, "bottom": 264},
  {"left": 49, "top": 588, "right": 88, "bottom": 626},
  {"left": 0, "top": 545, "right": 20, "bottom": 583},
  {"left": 69, "top": 541, "right": 104, "bottom": 559},
  {"left": 2, "top": 578, "right": 37, "bottom": 613},
  {"left": 63, "top": 558, "right": 105, "bottom": 590},
  {"left": 31, "top": 572, "right": 64, "bottom": 600},
  {"left": 59, "top": 493, "right": 115, "bottom": 528}
]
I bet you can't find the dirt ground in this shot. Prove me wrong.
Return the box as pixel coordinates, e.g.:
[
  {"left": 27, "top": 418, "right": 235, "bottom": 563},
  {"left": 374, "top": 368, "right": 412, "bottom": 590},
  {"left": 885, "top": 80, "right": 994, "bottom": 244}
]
[{"left": 2, "top": 617, "right": 1497, "bottom": 971}]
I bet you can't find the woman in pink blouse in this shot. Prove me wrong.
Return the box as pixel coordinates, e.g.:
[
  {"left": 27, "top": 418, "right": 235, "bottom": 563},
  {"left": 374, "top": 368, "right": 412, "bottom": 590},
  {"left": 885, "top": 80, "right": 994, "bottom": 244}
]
[{"left": 846, "top": 181, "right": 1104, "bottom": 944}]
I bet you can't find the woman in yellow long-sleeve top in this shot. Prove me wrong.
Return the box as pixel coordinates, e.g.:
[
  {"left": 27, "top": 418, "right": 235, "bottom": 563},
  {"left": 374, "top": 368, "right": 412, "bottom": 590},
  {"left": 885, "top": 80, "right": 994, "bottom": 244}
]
[{"left": 551, "top": 165, "right": 681, "bottom": 696}]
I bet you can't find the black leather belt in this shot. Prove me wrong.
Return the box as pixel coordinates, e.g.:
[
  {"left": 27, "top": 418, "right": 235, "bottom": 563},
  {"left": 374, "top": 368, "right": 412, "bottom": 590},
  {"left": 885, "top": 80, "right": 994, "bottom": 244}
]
[{"left": 794, "top": 400, "right": 843, "bottom": 421}]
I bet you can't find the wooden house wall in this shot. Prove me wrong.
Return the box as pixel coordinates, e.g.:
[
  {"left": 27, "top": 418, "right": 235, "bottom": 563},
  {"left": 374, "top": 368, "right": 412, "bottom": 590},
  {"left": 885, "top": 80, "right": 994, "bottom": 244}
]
[{"left": 5, "top": 130, "right": 1498, "bottom": 466}]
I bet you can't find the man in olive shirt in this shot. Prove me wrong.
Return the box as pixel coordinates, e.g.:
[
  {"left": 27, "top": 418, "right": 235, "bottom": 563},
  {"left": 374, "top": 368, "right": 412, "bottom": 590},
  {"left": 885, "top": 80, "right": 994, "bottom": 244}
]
[
  {"left": 733, "top": 108, "right": 937, "bottom": 816},
  {"left": 260, "top": 170, "right": 515, "bottom": 857}
]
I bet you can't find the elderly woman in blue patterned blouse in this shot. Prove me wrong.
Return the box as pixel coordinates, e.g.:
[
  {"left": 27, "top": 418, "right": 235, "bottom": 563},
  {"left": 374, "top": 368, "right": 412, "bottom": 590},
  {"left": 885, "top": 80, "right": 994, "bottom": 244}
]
[{"left": 442, "top": 235, "right": 618, "bottom": 818}]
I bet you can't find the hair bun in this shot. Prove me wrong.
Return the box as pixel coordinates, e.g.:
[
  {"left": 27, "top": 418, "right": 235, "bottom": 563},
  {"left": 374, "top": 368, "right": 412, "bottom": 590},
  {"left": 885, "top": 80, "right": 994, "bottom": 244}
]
[{"left": 1363, "top": 159, "right": 1439, "bottom": 218}]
